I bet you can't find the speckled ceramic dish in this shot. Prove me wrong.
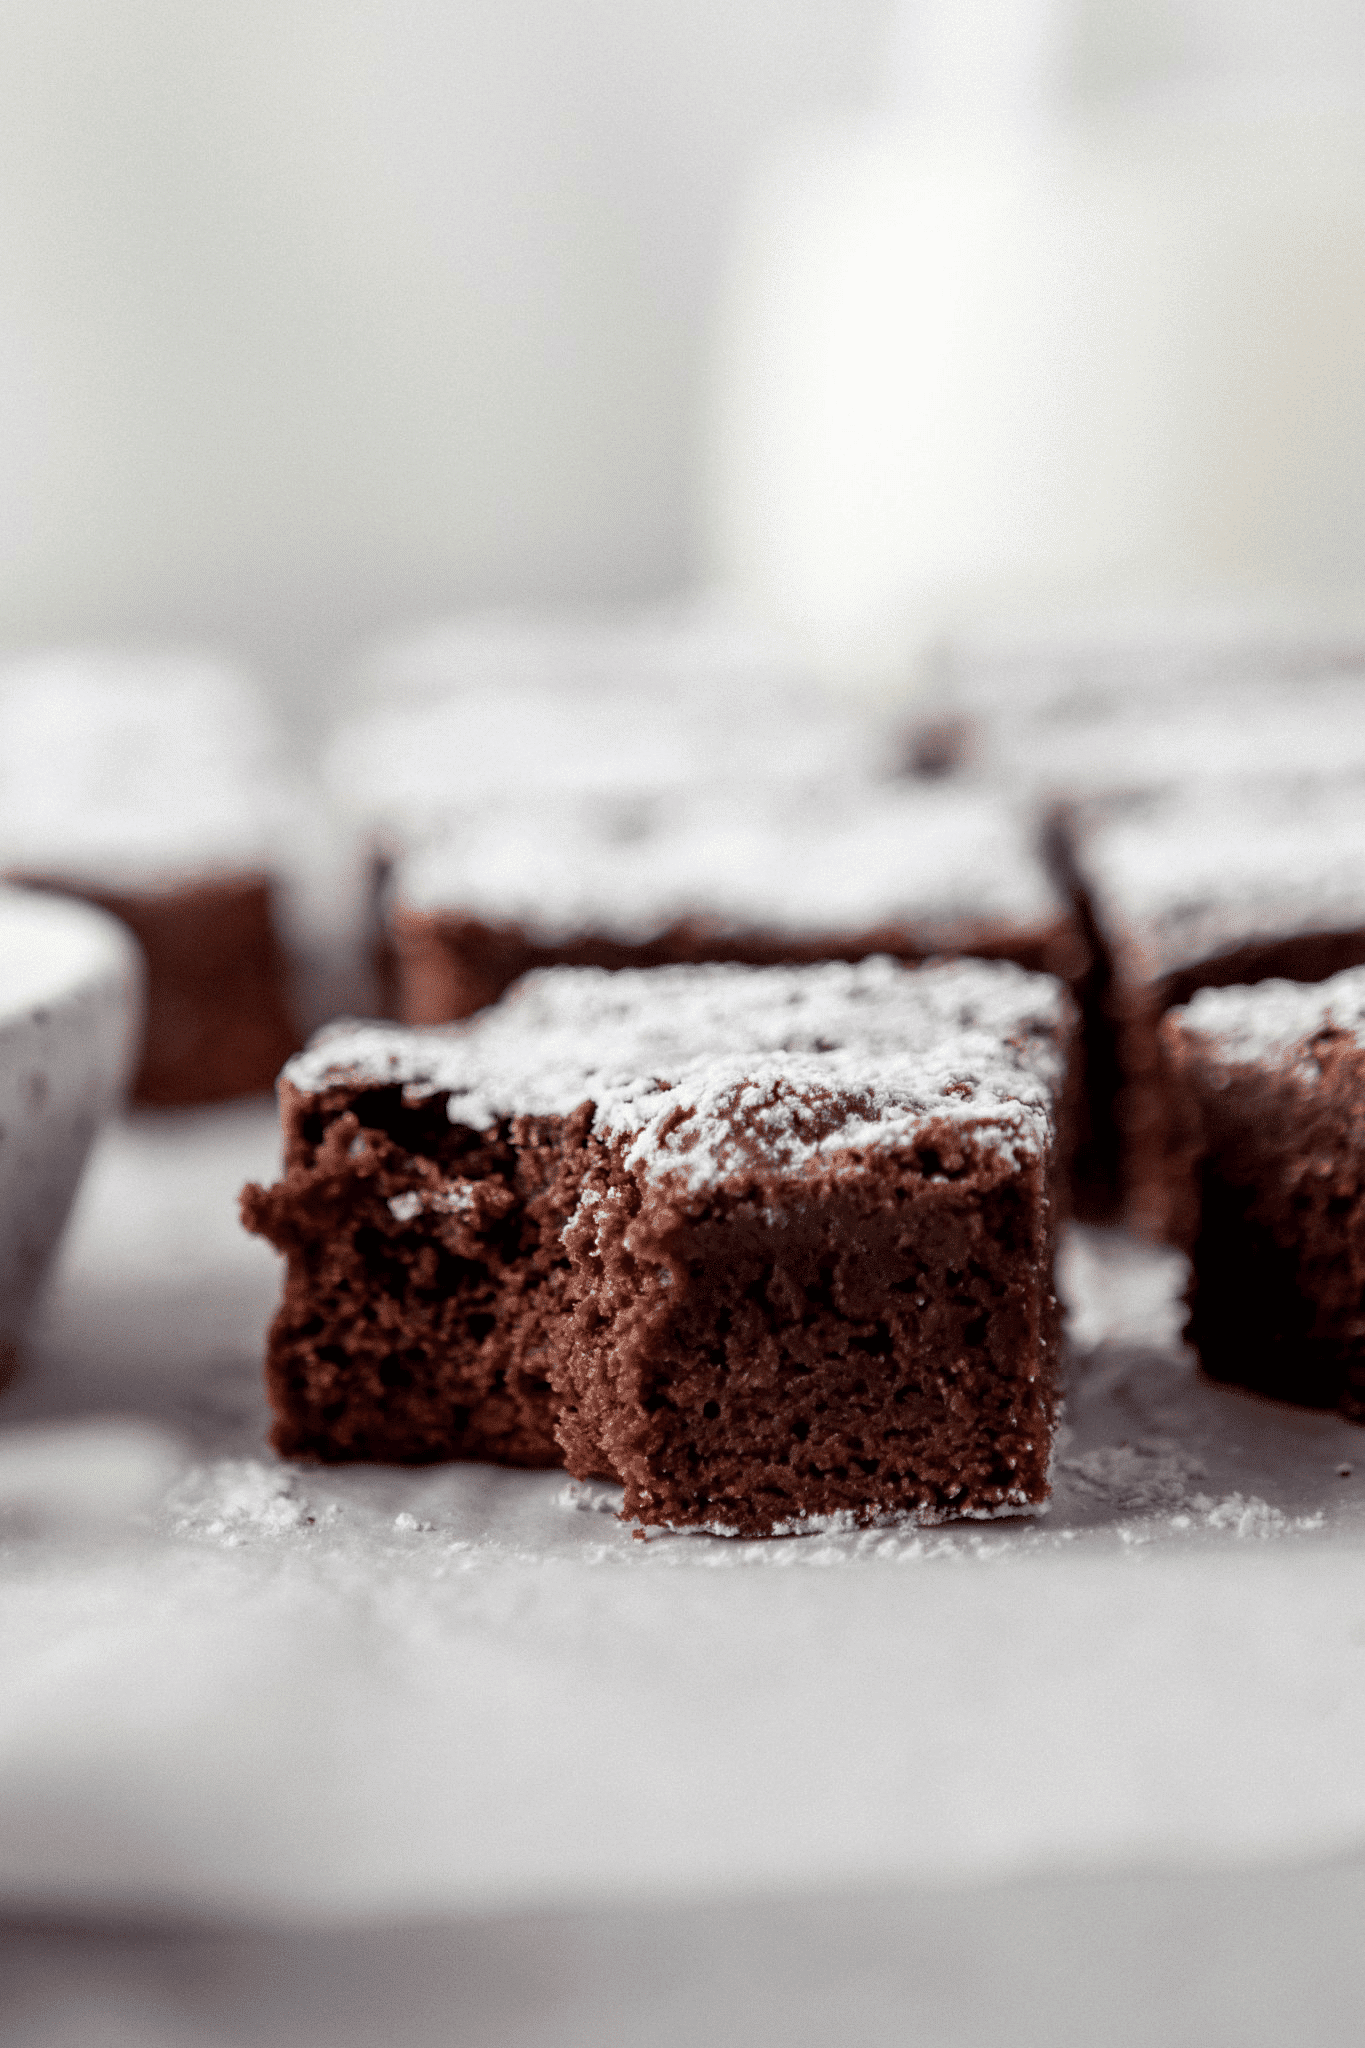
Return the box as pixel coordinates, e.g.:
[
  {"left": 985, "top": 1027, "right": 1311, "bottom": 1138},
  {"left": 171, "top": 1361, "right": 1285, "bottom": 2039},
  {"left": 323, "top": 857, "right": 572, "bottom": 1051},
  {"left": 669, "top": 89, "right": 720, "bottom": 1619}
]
[{"left": 0, "top": 886, "right": 142, "bottom": 1381}]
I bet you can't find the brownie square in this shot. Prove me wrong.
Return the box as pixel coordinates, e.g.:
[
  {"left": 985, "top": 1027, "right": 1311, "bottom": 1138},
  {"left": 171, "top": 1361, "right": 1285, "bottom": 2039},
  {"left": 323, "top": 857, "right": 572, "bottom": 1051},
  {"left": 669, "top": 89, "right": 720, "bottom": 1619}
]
[
  {"left": 388, "top": 784, "right": 1085, "bottom": 1025},
  {"left": 325, "top": 610, "right": 897, "bottom": 850},
  {"left": 242, "top": 956, "right": 1074, "bottom": 1533},
  {"left": 1161, "top": 967, "right": 1365, "bottom": 1420},
  {"left": 916, "top": 613, "right": 1365, "bottom": 798},
  {"left": 0, "top": 652, "right": 305, "bottom": 1104},
  {"left": 1062, "top": 778, "right": 1365, "bottom": 1235}
]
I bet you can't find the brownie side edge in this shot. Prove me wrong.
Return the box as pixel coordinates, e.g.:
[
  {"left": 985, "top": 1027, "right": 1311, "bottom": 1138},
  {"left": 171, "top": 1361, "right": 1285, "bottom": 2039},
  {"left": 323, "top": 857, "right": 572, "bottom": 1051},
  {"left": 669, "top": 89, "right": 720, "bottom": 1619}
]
[
  {"left": 241, "top": 1077, "right": 592, "bottom": 1466},
  {"left": 1160, "top": 1012, "right": 1365, "bottom": 1419},
  {"left": 555, "top": 1116, "right": 1061, "bottom": 1536}
]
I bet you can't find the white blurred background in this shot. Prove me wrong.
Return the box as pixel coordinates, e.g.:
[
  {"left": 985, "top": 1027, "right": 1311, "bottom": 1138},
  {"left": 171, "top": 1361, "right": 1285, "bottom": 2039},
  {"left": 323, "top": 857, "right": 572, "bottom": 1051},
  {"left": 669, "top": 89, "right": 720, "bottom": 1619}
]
[
  {"left": 0, "top": 0, "right": 886, "bottom": 725},
  {"left": 4, "top": 0, "right": 1365, "bottom": 722}
]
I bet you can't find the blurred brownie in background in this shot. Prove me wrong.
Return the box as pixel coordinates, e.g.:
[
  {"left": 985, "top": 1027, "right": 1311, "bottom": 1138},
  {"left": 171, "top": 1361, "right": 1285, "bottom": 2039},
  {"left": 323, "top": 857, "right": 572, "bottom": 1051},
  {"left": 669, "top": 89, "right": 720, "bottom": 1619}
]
[
  {"left": 242, "top": 956, "right": 1075, "bottom": 1534},
  {"left": 386, "top": 782, "right": 1084, "bottom": 1019},
  {"left": 907, "top": 606, "right": 1365, "bottom": 799},
  {"left": 1063, "top": 778, "right": 1365, "bottom": 1236},
  {"left": 385, "top": 782, "right": 1094, "bottom": 1205},
  {"left": 0, "top": 650, "right": 358, "bottom": 1104},
  {"left": 321, "top": 604, "right": 906, "bottom": 1005},
  {"left": 1161, "top": 966, "right": 1365, "bottom": 1420}
]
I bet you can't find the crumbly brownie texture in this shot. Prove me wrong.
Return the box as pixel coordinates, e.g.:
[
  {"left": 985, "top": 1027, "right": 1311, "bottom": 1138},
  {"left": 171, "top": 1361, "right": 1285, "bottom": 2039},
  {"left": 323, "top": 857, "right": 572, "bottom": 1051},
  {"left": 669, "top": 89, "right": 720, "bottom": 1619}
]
[
  {"left": 1162, "top": 969, "right": 1365, "bottom": 1420},
  {"left": 242, "top": 957, "right": 1074, "bottom": 1534},
  {"left": 1062, "top": 779, "right": 1365, "bottom": 1236},
  {"left": 389, "top": 786, "right": 1085, "bottom": 1025}
]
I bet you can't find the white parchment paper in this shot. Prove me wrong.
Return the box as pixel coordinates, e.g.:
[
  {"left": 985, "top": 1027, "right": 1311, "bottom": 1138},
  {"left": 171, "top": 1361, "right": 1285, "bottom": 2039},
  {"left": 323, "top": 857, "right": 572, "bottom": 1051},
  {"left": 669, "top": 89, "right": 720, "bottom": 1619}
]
[{"left": 2, "top": 1103, "right": 1364, "bottom": 1925}]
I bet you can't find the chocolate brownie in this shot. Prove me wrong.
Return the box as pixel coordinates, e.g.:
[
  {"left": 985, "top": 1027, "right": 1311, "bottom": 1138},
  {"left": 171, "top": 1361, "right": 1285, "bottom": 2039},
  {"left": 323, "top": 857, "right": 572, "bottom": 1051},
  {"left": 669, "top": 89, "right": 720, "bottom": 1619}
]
[
  {"left": 388, "top": 785, "right": 1086, "bottom": 1024},
  {"left": 326, "top": 631, "right": 895, "bottom": 857},
  {"left": 1063, "top": 778, "right": 1365, "bottom": 1235},
  {"left": 0, "top": 651, "right": 306, "bottom": 1104},
  {"left": 1161, "top": 967, "right": 1365, "bottom": 1420},
  {"left": 916, "top": 609, "right": 1365, "bottom": 795},
  {"left": 242, "top": 956, "right": 1075, "bottom": 1534}
]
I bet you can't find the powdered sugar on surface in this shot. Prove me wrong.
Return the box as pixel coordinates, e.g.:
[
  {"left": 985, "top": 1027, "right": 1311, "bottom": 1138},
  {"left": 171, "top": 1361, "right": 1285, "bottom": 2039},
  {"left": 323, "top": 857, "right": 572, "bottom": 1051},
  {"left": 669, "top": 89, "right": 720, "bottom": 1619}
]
[
  {"left": 396, "top": 783, "right": 1062, "bottom": 941},
  {"left": 1170, "top": 964, "right": 1365, "bottom": 1068},
  {"left": 284, "top": 955, "right": 1070, "bottom": 1186},
  {"left": 935, "top": 608, "right": 1365, "bottom": 801},
  {"left": 5, "top": 1109, "right": 1365, "bottom": 1924}
]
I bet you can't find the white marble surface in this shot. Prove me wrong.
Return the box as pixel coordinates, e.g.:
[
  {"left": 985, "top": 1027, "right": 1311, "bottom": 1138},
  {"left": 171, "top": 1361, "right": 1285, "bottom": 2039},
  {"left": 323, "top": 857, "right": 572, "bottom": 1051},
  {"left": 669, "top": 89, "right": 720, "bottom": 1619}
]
[{"left": 2, "top": 1101, "right": 1365, "bottom": 1926}]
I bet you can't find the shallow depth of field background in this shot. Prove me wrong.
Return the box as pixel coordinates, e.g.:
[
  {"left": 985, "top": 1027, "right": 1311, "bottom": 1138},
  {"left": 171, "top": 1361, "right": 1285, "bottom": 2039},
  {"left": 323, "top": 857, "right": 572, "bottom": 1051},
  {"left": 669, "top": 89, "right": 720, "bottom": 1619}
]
[
  {"left": 0, "top": 0, "right": 886, "bottom": 721},
  {"left": 3, "top": 0, "right": 1365, "bottom": 728}
]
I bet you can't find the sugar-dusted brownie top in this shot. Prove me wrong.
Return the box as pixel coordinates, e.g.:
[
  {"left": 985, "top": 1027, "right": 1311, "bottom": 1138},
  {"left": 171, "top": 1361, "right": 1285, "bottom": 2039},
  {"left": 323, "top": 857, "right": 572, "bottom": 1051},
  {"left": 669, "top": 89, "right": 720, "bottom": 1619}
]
[
  {"left": 323, "top": 651, "right": 896, "bottom": 843},
  {"left": 1074, "top": 778, "right": 1365, "bottom": 982},
  {"left": 0, "top": 649, "right": 285, "bottom": 886},
  {"left": 940, "top": 604, "right": 1365, "bottom": 712},
  {"left": 925, "top": 607, "right": 1365, "bottom": 803},
  {"left": 285, "top": 956, "right": 1072, "bottom": 1191},
  {"left": 394, "top": 784, "right": 1065, "bottom": 944},
  {"left": 1168, "top": 964, "right": 1365, "bottom": 1067}
]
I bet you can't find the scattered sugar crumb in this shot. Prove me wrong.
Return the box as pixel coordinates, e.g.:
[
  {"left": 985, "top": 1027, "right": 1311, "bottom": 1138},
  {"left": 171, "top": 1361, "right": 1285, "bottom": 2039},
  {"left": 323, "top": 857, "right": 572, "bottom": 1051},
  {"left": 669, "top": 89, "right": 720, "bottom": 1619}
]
[
  {"left": 1058, "top": 1439, "right": 1207, "bottom": 1513},
  {"left": 558, "top": 1480, "right": 625, "bottom": 1516},
  {"left": 387, "top": 1185, "right": 477, "bottom": 1224},
  {"left": 1194, "top": 1492, "right": 1325, "bottom": 1539},
  {"left": 169, "top": 1459, "right": 310, "bottom": 1541},
  {"left": 1117, "top": 1492, "right": 1326, "bottom": 1547}
]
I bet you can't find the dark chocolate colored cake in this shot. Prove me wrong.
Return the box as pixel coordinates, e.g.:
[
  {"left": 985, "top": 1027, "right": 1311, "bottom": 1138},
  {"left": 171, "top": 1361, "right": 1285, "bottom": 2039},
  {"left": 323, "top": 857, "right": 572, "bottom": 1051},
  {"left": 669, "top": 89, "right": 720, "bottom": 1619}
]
[
  {"left": 243, "top": 956, "right": 1075, "bottom": 1535},
  {"left": 1062, "top": 778, "right": 1365, "bottom": 1234},
  {"left": 1162, "top": 966, "right": 1365, "bottom": 1420}
]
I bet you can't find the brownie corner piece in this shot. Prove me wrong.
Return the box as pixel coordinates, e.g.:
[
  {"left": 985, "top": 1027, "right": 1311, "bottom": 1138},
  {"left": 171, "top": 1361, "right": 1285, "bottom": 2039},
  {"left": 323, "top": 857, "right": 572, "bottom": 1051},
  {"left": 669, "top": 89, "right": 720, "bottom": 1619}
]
[
  {"left": 553, "top": 965, "right": 1073, "bottom": 1536},
  {"left": 1161, "top": 967, "right": 1365, "bottom": 1419},
  {"left": 240, "top": 1048, "right": 583, "bottom": 1469}
]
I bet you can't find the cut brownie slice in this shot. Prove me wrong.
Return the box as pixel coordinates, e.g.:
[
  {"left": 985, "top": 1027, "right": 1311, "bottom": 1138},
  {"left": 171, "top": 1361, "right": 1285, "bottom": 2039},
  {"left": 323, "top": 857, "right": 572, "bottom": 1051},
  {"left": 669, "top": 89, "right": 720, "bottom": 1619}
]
[
  {"left": 1162, "top": 967, "right": 1365, "bottom": 1420},
  {"left": 1063, "top": 778, "right": 1365, "bottom": 1236},
  {"left": 242, "top": 956, "right": 1074, "bottom": 1532}
]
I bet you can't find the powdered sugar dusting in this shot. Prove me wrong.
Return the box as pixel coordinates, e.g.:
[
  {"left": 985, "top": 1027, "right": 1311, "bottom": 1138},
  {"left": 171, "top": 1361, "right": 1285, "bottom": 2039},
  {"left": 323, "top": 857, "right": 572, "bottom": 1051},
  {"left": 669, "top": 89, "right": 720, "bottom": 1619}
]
[
  {"left": 168, "top": 1459, "right": 313, "bottom": 1543},
  {"left": 285, "top": 956, "right": 1070, "bottom": 1188},
  {"left": 396, "top": 783, "right": 1062, "bottom": 941},
  {"left": 0, "top": 649, "right": 285, "bottom": 884},
  {"left": 1081, "top": 779, "right": 1365, "bottom": 981},
  {"left": 936, "top": 608, "right": 1365, "bottom": 800},
  {"left": 1170, "top": 964, "right": 1365, "bottom": 1067},
  {"left": 326, "top": 603, "right": 895, "bottom": 842}
]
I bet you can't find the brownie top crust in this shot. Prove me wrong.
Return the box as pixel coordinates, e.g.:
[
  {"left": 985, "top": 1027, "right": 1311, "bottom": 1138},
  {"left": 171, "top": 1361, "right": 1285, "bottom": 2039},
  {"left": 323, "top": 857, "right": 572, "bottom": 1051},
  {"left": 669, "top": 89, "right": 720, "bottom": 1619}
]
[
  {"left": 1168, "top": 963, "right": 1365, "bottom": 1066},
  {"left": 0, "top": 649, "right": 286, "bottom": 886},
  {"left": 1074, "top": 778, "right": 1365, "bottom": 981},
  {"left": 324, "top": 661, "right": 895, "bottom": 846},
  {"left": 926, "top": 607, "right": 1365, "bottom": 806},
  {"left": 395, "top": 785, "right": 1064, "bottom": 943},
  {"left": 284, "top": 956, "right": 1071, "bottom": 1191}
]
